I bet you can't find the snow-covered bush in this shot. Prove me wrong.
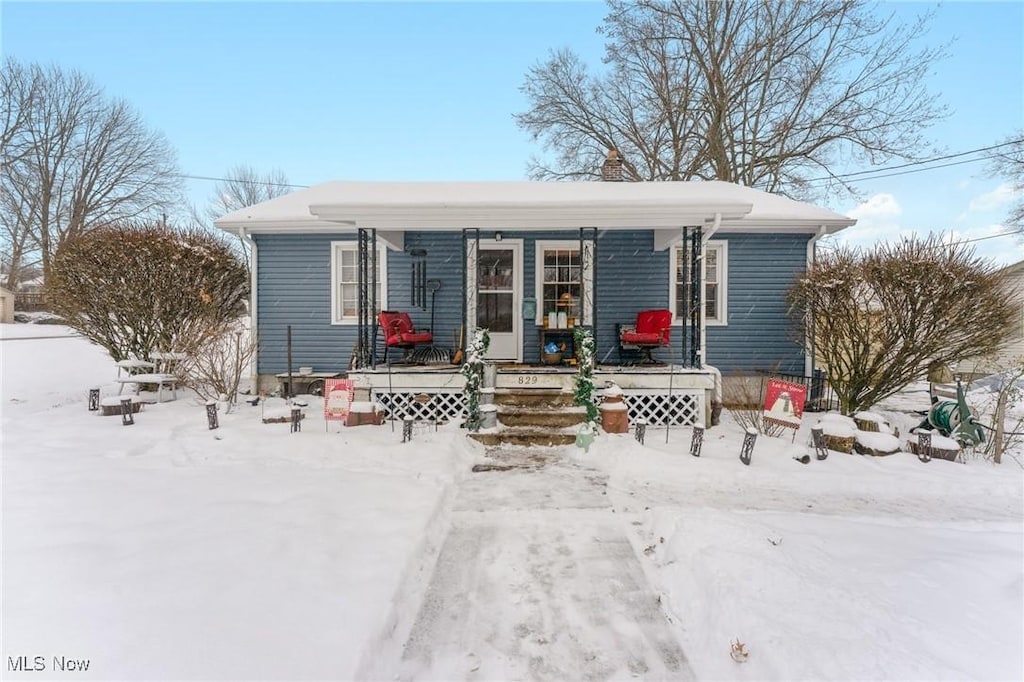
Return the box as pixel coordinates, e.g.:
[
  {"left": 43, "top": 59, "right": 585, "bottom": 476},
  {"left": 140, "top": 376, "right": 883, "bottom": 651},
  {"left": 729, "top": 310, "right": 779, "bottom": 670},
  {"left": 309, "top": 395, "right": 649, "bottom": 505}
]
[
  {"left": 46, "top": 222, "right": 247, "bottom": 362},
  {"left": 788, "top": 234, "right": 1015, "bottom": 415}
]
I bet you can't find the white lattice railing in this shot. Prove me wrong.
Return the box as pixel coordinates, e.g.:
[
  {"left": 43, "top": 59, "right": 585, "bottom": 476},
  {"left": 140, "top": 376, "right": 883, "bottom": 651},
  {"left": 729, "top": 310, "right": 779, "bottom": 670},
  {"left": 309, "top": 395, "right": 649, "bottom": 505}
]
[
  {"left": 373, "top": 391, "right": 465, "bottom": 422},
  {"left": 373, "top": 389, "right": 702, "bottom": 427},
  {"left": 604, "top": 390, "right": 704, "bottom": 426}
]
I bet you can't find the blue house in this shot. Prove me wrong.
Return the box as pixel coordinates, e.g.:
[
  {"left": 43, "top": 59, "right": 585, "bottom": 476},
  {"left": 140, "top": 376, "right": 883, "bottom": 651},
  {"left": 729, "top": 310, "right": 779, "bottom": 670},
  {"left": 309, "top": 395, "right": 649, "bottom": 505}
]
[{"left": 215, "top": 173, "right": 854, "bottom": 426}]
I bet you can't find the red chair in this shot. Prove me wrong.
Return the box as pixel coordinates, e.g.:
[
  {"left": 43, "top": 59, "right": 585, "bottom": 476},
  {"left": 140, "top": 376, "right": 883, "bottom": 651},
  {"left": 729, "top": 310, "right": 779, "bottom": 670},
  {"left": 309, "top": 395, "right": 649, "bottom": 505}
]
[
  {"left": 619, "top": 309, "right": 672, "bottom": 364},
  {"left": 378, "top": 311, "right": 433, "bottom": 363}
]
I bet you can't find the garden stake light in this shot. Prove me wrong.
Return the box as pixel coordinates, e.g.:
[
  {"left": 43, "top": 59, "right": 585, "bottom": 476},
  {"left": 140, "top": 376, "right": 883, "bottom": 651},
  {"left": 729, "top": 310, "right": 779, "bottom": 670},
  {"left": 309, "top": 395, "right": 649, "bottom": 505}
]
[
  {"left": 290, "top": 407, "right": 302, "bottom": 433},
  {"left": 206, "top": 401, "right": 219, "bottom": 430},
  {"left": 402, "top": 416, "right": 414, "bottom": 442},
  {"left": 88, "top": 387, "right": 100, "bottom": 411},
  {"left": 690, "top": 424, "right": 704, "bottom": 457},
  {"left": 812, "top": 426, "right": 829, "bottom": 460},
  {"left": 917, "top": 431, "right": 932, "bottom": 463},
  {"left": 120, "top": 397, "right": 134, "bottom": 426},
  {"left": 634, "top": 418, "right": 646, "bottom": 445},
  {"left": 740, "top": 428, "right": 756, "bottom": 465}
]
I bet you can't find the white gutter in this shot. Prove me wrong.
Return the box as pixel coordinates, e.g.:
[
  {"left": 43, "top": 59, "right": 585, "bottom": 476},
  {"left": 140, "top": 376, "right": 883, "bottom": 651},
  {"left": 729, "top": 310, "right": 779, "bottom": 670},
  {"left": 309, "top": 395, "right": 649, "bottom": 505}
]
[
  {"left": 239, "top": 227, "right": 259, "bottom": 388},
  {"left": 699, "top": 213, "right": 723, "bottom": 368},
  {"left": 804, "top": 225, "right": 828, "bottom": 377}
]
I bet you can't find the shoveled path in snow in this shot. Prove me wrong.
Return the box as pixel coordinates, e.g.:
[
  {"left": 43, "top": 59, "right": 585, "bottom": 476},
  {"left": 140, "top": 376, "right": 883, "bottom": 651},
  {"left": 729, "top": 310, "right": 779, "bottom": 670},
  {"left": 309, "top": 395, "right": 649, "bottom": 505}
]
[{"left": 398, "top": 447, "right": 694, "bottom": 681}]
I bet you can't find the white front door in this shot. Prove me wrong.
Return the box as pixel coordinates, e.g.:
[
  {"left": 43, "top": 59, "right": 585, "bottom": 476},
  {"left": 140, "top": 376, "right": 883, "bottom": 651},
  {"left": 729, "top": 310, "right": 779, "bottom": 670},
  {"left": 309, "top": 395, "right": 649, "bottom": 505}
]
[{"left": 476, "top": 240, "right": 522, "bottom": 362}]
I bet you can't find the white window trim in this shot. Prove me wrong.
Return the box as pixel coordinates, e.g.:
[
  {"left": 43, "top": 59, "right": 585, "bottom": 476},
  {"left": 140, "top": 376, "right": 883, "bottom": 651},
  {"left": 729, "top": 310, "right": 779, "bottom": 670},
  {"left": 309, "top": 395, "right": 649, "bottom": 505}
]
[
  {"left": 331, "top": 241, "right": 388, "bottom": 325},
  {"left": 670, "top": 240, "right": 728, "bottom": 327},
  {"left": 534, "top": 239, "right": 594, "bottom": 326}
]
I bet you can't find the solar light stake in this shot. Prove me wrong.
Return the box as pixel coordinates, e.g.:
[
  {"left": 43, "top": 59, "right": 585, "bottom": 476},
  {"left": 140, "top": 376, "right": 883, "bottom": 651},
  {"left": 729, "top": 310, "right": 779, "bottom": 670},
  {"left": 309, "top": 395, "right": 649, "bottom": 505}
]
[
  {"left": 206, "top": 400, "right": 219, "bottom": 430},
  {"left": 88, "top": 387, "right": 100, "bottom": 411},
  {"left": 739, "top": 428, "right": 756, "bottom": 465},
  {"left": 290, "top": 407, "right": 302, "bottom": 433},
  {"left": 402, "top": 415, "right": 414, "bottom": 443},
  {"left": 634, "top": 418, "right": 647, "bottom": 445},
  {"left": 917, "top": 431, "right": 932, "bottom": 463},
  {"left": 690, "top": 424, "right": 705, "bottom": 457},
  {"left": 120, "top": 397, "right": 134, "bottom": 426},
  {"left": 811, "top": 426, "right": 828, "bottom": 460}
]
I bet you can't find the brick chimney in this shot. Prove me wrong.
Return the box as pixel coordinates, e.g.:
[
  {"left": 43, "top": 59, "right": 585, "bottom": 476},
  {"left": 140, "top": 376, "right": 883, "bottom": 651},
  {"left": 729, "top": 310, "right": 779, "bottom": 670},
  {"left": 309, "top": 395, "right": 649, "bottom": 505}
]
[{"left": 601, "top": 149, "right": 623, "bottom": 182}]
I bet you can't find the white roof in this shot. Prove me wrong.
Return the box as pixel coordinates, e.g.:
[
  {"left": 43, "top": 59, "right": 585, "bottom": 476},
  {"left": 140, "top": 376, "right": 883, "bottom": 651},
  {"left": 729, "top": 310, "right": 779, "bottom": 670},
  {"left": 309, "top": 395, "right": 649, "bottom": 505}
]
[{"left": 214, "top": 180, "right": 855, "bottom": 235}]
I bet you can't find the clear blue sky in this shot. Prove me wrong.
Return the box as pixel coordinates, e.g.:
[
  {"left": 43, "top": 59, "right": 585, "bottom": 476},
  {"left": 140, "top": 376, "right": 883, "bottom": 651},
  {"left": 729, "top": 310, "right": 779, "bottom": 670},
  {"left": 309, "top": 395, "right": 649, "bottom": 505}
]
[{"left": 3, "top": 1, "right": 1023, "bottom": 263}]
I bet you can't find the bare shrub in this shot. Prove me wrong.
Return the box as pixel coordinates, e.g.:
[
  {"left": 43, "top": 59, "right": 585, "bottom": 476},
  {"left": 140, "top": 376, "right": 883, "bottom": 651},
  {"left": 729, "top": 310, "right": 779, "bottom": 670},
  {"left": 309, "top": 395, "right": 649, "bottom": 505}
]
[
  {"left": 722, "top": 374, "right": 788, "bottom": 437},
  {"left": 789, "top": 235, "right": 1016, "bottom": 415},
  {"left": 177, "top": 322, "right": 257, "bottom": 412}
]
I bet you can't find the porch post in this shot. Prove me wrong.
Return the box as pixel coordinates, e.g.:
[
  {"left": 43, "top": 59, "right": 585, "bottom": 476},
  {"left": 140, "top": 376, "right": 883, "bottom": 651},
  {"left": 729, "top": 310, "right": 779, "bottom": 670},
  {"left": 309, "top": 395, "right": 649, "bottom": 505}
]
[
  {"left": 463, "top": 229, "right": 479, "bottom": 353},
  {"left": 690, "top": 227, "right": 702, "bottom": 368},
  {"left": 580, "top": 227, "right": 597, "bottom": 356},
  {"left": 356, "top": 228, "right": 377, "bottom": 370}
]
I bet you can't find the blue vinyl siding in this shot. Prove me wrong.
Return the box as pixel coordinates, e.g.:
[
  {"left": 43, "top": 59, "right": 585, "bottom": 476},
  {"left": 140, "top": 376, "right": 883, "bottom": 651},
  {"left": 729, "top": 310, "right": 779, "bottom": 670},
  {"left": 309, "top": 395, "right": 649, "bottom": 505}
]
[
  {"left": 706, "top": 233, "right": 809, "bottom": 374},
  {"left": 253, "top": 230, "right": 810, "bottom": 375}
]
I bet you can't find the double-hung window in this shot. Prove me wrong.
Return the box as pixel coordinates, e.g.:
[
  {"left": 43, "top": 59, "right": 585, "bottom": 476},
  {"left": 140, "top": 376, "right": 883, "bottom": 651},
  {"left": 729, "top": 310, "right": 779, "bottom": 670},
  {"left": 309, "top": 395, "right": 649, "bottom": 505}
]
[
  {"left": 534, "top": 240, "right": 593, "bottom": 325},
  {"left": 669, "top": 241, "right": 727, "bottom": 326},
  {"left": 331, "top": 242, "right": 387, "bottom": 324}
]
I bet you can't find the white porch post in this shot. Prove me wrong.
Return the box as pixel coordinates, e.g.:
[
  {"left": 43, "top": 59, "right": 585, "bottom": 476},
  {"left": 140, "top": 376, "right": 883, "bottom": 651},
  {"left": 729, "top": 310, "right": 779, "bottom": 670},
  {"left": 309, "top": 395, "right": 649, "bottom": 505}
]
[{"left": 465, "top": 232, "right": 478, "bottom": 344}]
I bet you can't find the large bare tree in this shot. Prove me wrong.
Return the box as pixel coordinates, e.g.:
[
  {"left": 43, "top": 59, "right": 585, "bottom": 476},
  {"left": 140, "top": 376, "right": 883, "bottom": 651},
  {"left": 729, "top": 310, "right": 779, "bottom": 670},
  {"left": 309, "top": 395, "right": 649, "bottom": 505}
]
[
  {"left": 516, "top": 0, "right": 947, "bottom": 197},
  {"left": 788, "top": 235, "right": 1016, "bottom": 415},
  {"left": 0, "top": 59, "right": 182, "bottom": 288}
]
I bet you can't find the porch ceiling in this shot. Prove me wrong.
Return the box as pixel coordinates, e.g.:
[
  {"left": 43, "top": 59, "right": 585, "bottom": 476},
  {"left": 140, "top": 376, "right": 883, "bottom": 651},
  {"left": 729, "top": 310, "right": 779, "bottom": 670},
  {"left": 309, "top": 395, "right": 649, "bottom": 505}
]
[{"left": 214, "top": 180, "right": 856, "bottom": 234}]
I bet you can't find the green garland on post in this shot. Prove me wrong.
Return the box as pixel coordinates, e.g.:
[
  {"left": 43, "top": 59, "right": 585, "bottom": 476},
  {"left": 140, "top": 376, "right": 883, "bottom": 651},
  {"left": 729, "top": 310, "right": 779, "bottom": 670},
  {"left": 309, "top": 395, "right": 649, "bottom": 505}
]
[
  {"left": 460, "top": 328, "right": 490, "bottom": 431},
  {"left": 573, "top": 326, "right": 599, "bottom": 424}
]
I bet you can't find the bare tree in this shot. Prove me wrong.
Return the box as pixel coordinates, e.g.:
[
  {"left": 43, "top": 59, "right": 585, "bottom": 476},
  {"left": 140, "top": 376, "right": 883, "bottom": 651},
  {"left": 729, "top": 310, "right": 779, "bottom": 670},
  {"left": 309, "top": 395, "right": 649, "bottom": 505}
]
[
  {"left": 788, "top": 235, "right": 1017, "bottom": 415},
  {"left": 204, "top": 164, "right": 291, "bottom": 223},
  {"left": 0, "top": 59, "right": 183, "bottom": 287},
  {"left": 986, "top": 132, "right": 1024, "bottom": 231},
  {"left": 199, "top": 164, "right": 292, "bottom": 264},
  {"left": 516, "top": 0, "right": 947, "bottom": 198}
]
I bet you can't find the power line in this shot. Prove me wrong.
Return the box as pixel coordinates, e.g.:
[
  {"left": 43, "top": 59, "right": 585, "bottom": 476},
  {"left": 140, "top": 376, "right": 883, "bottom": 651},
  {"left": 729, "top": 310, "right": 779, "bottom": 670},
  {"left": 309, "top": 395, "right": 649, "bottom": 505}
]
[
  {"left": 172, "top": 173, "right": 310, "bottom": 189},
  {"left": 819, "top": 227, "right": 1024, "bottom": 251},
  {"left": 829, "top": 156, "right": 990, "bottom": 183},
  {"left": 812, "top": 139, "right": 1023, "bottom": 183}
]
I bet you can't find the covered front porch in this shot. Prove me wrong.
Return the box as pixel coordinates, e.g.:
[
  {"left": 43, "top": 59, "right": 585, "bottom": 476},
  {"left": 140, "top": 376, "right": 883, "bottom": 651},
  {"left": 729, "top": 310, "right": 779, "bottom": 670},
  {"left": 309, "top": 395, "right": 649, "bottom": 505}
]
[{"left": 348, "top": 362, "right": 716, "bottom": 427}]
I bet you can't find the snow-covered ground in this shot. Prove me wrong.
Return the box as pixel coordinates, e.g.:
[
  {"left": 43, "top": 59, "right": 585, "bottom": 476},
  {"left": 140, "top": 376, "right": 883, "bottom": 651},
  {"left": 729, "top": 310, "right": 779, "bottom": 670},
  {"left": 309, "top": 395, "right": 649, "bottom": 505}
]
[{"left": 2, "top": 321, "right": 1022, "bottom": 681}]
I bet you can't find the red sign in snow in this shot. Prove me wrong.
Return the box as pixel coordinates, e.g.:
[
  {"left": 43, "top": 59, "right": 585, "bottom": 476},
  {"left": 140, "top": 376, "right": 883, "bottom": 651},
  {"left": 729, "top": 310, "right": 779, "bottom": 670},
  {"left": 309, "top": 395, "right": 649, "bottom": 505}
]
[
  {"left": 324, "top": 378, "right": 354, "bottom": 422},
  {"left": 763, "top": 378, "right": 807, "bottom": 430}
]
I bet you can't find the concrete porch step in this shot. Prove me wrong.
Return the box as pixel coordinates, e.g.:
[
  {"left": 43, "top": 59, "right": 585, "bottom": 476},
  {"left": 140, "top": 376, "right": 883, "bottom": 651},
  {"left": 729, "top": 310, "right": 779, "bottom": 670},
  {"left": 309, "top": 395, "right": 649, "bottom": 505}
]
[
  {"left": 468, "top": 428, "right": 578, "bottom": 448},
  {"left": 497, "top": 406, "right": 586, "bottom": 429},
  {"left": 493, "top": 388, "right": 576, "bottom": 409}
]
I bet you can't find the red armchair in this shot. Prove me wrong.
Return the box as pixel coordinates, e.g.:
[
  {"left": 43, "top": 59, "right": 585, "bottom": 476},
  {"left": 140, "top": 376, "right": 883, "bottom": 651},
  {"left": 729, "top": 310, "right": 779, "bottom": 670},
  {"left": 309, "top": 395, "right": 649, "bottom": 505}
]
[
  {"left": 619, "top": 309, "right": 672, "bottom": 364},
  {"left": 378, "top": 311, "right": 433, "bottom": 363}
]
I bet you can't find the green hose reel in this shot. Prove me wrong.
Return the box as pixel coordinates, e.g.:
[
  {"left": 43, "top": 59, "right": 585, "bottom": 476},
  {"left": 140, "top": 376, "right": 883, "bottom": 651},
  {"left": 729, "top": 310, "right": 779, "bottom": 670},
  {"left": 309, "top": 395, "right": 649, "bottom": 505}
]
[{"left": 922, "top": 381, "right": 985, "bottom": 447}]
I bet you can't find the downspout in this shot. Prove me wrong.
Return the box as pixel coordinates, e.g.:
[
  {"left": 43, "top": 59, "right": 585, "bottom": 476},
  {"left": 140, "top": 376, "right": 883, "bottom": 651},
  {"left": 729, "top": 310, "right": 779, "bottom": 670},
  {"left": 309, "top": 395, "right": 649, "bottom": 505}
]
[
  {"left": 804, "top": 225, "right": 828, "bottom": 377},
  {"left": 239, "top": 227, "right": 259, "bottom": 390},
  {"left": 699, "top": 213, "right": 722, "bottom": 369},
  {"left": 700, "top": 213, "right": 722, "bottom": 426}
]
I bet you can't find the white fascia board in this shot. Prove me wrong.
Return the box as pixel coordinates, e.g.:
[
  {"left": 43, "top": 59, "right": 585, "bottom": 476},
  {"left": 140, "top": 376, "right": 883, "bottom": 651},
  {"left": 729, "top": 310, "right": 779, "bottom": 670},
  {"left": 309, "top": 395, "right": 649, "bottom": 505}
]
[{"left": 309, "top": 203, "right": 752, "bottom": 230}]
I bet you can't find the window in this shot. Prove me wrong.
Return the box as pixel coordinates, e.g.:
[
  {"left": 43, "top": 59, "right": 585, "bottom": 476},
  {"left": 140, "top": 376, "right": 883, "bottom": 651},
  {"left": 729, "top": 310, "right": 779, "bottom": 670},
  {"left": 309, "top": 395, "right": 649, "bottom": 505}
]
[
  {"left": 331, "top": 242, "right": 387, "bottom": 324},
  {"left": 669, "top": 240, "right": 727, "bottom": 326},
  {"left": 534, "top": 240, "right": 593, "bottom": 325}
]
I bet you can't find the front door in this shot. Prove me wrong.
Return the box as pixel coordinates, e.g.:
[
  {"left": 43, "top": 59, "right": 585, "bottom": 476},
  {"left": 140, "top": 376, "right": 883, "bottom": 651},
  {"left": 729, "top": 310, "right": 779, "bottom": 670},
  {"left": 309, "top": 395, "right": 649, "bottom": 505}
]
[{"left": 476, "top": 240, "right": 522, "bottom": 362}]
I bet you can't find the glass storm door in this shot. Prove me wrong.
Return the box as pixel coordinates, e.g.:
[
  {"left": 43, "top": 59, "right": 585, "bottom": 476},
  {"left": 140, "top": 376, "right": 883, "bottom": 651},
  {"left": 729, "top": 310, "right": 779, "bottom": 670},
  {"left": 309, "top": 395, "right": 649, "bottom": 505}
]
[{"left": 476, "top": 241, "right": 522, "bottom": 361}]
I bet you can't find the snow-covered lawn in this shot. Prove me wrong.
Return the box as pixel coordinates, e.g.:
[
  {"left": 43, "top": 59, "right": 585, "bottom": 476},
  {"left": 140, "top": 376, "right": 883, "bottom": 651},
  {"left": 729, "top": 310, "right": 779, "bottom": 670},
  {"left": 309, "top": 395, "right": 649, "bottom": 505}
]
[{"left": 2, "top": 321, "right": 1022, "bottom": 680}]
